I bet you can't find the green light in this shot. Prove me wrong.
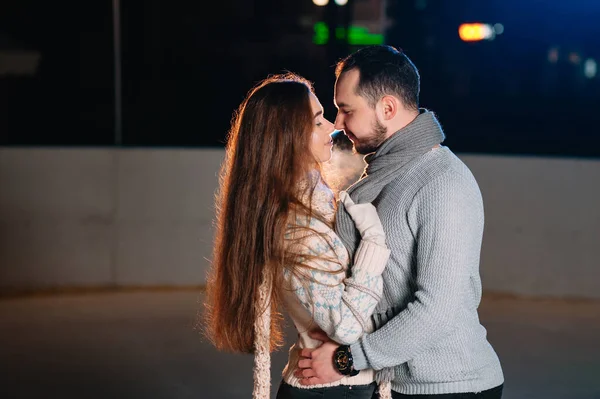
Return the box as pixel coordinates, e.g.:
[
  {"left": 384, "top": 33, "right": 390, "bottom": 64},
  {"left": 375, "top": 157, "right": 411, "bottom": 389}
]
[
  {"left": 313, "top": 22, "right": 383, "bottom": 45},
  {"left": 348, "top": 26, "right": 384, "bottom": 45},
  {"left": 314, "top": 22, "right": 329, "bottom": 45}
]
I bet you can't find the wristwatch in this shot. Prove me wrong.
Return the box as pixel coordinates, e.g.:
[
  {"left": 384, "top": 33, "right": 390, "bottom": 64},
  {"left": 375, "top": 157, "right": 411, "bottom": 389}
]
[{"left": 333, "top": 344, "right": 360, "bottom": 376}]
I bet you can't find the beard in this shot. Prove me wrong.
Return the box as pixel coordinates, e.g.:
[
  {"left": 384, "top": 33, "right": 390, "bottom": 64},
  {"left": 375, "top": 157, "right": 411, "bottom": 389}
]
[{"left": 352, "top": 118, "right": 388, "bottom": 155}]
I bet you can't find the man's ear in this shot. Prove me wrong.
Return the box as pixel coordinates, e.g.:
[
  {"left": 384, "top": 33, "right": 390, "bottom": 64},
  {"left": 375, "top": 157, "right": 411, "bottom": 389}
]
[{"left": 379, "top": 95, "right": 400, "bottom": 121}]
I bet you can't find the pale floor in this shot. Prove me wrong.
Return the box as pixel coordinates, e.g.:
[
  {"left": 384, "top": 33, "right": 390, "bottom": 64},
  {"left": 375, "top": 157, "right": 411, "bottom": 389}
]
[{"left": 0, "top": 291, "right": 599, "bottom": 399}]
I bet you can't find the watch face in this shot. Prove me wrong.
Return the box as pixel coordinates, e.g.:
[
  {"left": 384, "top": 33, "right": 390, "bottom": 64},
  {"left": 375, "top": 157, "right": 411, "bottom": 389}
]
[{"left": 335, "top": 348, "right": 351, "bottom": 373}]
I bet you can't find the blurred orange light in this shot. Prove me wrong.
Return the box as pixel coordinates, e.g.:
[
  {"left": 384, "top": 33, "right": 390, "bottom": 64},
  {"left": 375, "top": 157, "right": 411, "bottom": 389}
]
[{"left": 459, "top": 23, "right": 490, "bottom": 42}]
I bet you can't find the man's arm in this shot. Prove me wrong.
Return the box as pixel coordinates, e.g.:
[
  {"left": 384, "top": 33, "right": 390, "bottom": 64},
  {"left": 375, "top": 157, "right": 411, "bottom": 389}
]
[
  {"left": 351, "top": 173, "right": 484, "bottom": 370},
  {"left": 297, "top": 172, "right": 483, "bottom": 382}
]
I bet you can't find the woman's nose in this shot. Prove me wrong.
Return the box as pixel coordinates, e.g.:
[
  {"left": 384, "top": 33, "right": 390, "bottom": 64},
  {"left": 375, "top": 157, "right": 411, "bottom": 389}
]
[{"left": 327, "top": 119, "right": 335, "bottom": 131}]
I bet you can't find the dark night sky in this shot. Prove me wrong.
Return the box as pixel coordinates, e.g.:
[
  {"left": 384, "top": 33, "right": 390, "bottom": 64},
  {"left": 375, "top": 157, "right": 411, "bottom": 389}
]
[{"left": 1, "top": 0, "right": 599, "bottom": 157}]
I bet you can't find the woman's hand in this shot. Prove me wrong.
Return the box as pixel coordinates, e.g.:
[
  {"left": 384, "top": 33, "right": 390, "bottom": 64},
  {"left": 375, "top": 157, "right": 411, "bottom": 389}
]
[{"left": 339, "top": 191, "right": 386, "bottom": 247}]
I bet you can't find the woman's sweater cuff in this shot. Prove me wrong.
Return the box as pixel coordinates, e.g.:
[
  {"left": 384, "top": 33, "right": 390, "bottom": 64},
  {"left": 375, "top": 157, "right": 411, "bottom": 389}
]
[{"left": 353, "top": 240, "right": 391, "bottom": 276}]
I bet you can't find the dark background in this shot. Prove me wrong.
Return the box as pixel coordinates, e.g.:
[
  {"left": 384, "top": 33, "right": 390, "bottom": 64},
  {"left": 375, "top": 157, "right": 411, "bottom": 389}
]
[{"left": 1, "top": 0, "right": 599, "bottom": 157}]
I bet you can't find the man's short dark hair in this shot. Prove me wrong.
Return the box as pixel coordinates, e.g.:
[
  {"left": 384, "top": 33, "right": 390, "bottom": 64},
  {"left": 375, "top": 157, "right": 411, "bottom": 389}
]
[{"left": 335, "top": 45, "right": 420, "bottom": 111}]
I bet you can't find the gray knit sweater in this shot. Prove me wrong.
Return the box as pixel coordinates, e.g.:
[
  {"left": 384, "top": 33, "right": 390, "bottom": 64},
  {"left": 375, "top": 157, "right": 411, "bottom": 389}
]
[{"left": 335, "top": 111, "right": 504, "bottom": 395}]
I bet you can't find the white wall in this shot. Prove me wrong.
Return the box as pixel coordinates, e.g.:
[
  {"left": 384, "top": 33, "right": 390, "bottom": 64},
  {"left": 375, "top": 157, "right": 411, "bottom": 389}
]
[
  {"left": 0, "top": 148, "right": 598, "bottom": 299},
  {"left": 0, "top": 148, "right": 222, "bottom": 290},
  {"left": 462, "top": 154, "right": 600, "bottom": 299}
]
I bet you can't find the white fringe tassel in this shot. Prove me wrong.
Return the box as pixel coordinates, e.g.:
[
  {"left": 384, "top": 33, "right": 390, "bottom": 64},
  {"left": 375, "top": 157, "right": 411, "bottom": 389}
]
[{"left": 252, "top": 270, "right": 272, "bottom": 399}]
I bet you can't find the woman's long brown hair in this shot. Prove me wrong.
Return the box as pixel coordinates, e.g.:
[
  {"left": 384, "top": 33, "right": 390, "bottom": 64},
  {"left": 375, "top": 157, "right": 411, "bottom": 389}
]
[{"left": 202, "top": 73, "right": 337, "bottom": 353}]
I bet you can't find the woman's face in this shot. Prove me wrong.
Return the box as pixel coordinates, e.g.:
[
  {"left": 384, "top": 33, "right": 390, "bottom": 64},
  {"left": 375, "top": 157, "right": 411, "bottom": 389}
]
[{"left": 309, "top": 92, "right": 335, "bottom": 163}]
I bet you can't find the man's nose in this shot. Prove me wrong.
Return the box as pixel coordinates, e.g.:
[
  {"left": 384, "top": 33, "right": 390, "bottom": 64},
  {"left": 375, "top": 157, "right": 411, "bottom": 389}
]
[{"left": 334, "top": 114, "right": 344, "bottom": 131}]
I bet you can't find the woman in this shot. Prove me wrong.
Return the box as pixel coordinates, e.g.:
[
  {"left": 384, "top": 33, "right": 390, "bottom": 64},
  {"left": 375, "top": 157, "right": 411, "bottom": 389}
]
[{"left": 203, "top": 72, "right": 391, "bottom": 399}]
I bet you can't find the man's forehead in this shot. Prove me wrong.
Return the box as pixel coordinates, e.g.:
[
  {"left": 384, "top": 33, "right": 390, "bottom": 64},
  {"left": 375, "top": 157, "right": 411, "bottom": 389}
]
[
  {"left": 334, "top": 87, "right": 358, "bottom": 108},
  {"left": 333, "top": 91, "right": 349, "bottom": 107},
  {"left": 335, "top": 92, "right": 360, "bottom": 108},
  {"left": 336, "top": 72, "right": 357, "bottom": 91},
  {"left": 334, "top": 70, "right": 359, "bottom": 106}
]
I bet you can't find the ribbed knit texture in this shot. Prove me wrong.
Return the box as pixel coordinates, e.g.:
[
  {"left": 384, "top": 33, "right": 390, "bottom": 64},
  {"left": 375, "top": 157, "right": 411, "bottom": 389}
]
[{"left": 335, "top": 110, "right": 504, "bottom": 395}]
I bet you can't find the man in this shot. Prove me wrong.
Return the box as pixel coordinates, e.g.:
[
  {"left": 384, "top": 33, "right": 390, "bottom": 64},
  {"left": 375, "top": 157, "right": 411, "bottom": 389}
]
[{"left": 295, "top": 45, "right": 504, "bottom": 398}]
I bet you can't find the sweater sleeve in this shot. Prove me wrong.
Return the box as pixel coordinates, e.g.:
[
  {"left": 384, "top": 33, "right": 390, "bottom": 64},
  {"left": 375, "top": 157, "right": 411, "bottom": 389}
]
[
  {"left": 285, "top": 223, "right": 390, "bottom": 345},
  {"left": 350, "top": 172, "right": 484, "bottom": 370}
]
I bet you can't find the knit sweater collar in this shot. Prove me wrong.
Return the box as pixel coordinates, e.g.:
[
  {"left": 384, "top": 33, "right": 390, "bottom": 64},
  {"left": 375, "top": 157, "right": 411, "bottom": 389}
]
[
  {"left": 362, "top": 109, "right": 446, "bottom": 176},
  {"left": 296, "top": 170, "right": 336, "bottom": 223},
  {"left": 334, "top": 109, "right": 446, "bottom": 256}
]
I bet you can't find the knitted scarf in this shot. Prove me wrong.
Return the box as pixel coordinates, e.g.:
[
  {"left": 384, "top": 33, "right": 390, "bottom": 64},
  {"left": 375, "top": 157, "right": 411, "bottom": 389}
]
[
  {"left": 334, "top": 109, "right": 446, "bottom": 387},
  {"left": 335, "top": 109, "right": 446, "bottom": 254}
]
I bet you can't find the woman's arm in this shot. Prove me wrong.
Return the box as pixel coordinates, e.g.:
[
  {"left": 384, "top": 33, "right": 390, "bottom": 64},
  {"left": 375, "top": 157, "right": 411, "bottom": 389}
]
[{"left": 285, "top": 224, "right": 389, "bottom": 345}]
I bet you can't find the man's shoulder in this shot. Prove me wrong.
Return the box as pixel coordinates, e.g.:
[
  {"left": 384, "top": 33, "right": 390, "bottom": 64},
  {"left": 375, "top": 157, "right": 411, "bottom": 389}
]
[
  {"left": 385, "top": 147, "right": 458, "bottom": 186},
  {"left": 382, "top": 147, "right": 481, "bottom": 202},
  {"left": 419, "top": 146, "right": 479, "bottom": 187}
]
